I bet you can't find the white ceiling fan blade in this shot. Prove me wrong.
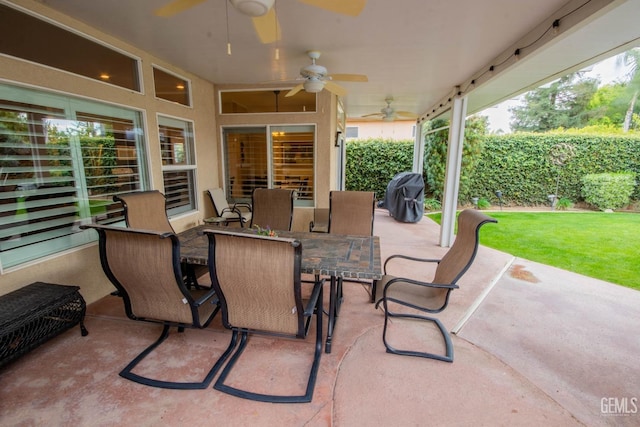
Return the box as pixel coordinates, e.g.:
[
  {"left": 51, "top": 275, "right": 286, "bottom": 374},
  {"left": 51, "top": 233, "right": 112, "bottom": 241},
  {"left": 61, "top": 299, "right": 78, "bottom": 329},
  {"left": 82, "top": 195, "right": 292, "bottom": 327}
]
[
  {"left": 297, "top": 0, "right": 367, "bottom": 17},
  {"left": 155, "top": 0, "right": 207, "bottom": 17},
  {"left": 362, "top": 113, "right": 383, "bottom": 118},
  {"left": 285, "top": 84, "right": 305, "bottom": 97},
  {"left": 324, "top": 81, "right": 347, "bottom": 97},
  {"left": 329, "top": 73, "right": 368, "bottom": 82},
  {"left": 252, "top": 8, "right": 281, "bottom": 44}
]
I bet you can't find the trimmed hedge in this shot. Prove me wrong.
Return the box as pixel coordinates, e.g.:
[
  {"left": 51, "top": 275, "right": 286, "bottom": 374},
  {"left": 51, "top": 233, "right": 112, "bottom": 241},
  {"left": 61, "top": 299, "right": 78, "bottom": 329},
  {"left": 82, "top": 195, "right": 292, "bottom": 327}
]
[
  {"left": 471, "top": 133, "right": 640, "bottom": 205},
  {"left": 346, "top": 132, "right": 640, "bottom": 206},
  {"left": 344, "top": 139, "right": 414, "bottom": 198}
]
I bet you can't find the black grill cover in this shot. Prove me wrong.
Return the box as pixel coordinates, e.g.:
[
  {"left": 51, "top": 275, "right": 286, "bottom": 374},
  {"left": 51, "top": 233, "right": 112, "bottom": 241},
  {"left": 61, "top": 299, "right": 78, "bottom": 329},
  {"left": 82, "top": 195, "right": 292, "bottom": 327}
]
[{"left": 383, "top": 172, "right": 425, "bottom": 223}]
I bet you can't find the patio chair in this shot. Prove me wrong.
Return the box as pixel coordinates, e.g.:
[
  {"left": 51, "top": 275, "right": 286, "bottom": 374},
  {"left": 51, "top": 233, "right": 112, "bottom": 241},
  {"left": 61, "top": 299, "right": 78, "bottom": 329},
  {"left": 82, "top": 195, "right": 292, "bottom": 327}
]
[
  {"left": 328, "top": 190, "right": 376, "bottom": 236},
  {"left": 373, "top": 209, "right": 497, "bottom": 362},
  {"left": 113, "top": 190, "right": 207, "bottom": 288},
  {"left": 308, "top": 208, "right": 329, "bottom": 233},
  {"left": 204, "top": 228, "right": 324, "bottom": 403},
  {"left": 81, "top": 224, "right": 226, "bottom": 389},
  {"left": 249, "top": 188, "right": 295, "bottom": 231},
  {"left": 328, "top": 191, "right": 377, "bottom": 304},
  {"left": 207, "top": 188, "right": 252, "bottom": 227}
]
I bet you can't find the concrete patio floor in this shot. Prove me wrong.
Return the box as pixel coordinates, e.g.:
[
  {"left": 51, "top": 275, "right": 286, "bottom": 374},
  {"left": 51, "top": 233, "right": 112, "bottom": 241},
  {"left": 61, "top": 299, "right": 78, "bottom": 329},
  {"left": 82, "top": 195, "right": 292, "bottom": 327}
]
[{"left": 1, "top": 209, "right": 638, "bottom": 426}]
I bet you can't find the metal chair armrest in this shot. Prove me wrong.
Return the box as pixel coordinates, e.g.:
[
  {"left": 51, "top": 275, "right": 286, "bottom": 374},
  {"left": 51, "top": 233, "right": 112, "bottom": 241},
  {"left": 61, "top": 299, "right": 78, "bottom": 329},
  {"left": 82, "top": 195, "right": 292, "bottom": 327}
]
[
  {"left": 383, "top": 254, "right": 441, "bottom": 274},
  {"left": 231, "top": 202, "right": 252, "bottom": 212},
  {"left": 193, "top": 287, "right": 219, "bottom": 307},
  {"left": 375, "top": 277, "right": 459, "bottom": 309},
  {"left": 303, "top": 278, "right": 325, "bottom": 316}
]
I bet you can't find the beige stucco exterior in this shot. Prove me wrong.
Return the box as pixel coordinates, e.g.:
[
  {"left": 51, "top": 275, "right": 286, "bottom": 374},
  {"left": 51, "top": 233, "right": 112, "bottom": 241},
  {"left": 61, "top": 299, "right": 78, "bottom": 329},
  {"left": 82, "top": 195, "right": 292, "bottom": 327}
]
[{"left": 0, "top": 0, "right": 339, "bottom": 303}]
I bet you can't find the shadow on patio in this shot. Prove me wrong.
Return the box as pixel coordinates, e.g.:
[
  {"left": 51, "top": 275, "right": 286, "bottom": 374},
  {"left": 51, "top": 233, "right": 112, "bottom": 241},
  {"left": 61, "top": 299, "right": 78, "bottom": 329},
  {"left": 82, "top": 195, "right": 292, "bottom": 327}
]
[{"left": 1, "top": 209, "right": 638, "bottom": 426}]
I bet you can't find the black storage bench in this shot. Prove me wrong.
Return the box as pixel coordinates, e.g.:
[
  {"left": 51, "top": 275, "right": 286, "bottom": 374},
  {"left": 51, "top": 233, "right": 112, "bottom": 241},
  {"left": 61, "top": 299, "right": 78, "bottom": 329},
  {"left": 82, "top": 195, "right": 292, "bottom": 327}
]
[{"left": 0, "top": 282, "right": 88, "bottom": 368}]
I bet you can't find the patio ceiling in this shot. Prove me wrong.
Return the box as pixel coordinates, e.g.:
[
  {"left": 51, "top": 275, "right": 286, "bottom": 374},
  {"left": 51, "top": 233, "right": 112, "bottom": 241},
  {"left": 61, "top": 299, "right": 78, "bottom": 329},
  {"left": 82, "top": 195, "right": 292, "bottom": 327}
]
[{"left": 31, "top": 0, "right": 640, "bottom": 120}]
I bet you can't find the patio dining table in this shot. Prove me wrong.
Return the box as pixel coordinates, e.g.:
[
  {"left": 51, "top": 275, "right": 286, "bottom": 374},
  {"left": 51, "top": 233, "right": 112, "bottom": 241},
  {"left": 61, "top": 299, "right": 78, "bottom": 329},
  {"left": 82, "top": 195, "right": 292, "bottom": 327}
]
[{"left": 178, "top": 225, "right": 382, "bottom": 353}]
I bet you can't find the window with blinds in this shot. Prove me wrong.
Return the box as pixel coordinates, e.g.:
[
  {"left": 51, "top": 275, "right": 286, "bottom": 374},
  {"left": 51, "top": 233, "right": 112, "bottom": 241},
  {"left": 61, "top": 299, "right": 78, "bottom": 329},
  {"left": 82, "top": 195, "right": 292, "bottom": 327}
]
[
  {"left": 271, "top": 125, "right": 314, "bottom": 205},
  {"left": 158, "top": 116, "right": 196, "bottom": 215},
  {"left": 0, "top": 83, "right": 148, "bottom": 269},
  {"left": 223, "top": 128, "right": 268, "bottom": 202},
  {"left": 222, "top": 125, "right": 314, "bottom": 207}
]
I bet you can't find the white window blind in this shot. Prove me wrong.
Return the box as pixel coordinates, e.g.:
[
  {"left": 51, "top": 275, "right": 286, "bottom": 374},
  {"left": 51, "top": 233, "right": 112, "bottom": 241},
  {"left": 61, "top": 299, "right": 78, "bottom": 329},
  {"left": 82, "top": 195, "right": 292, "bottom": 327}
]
[
  {"left": 222, "top": 125, "right": 314, "bottom": 207},
  {"left": 159, "top": 116, "right": 196, "bottom": 215},
  {"left": 0, "top": 84, "right": 148, "bottom": 269}
]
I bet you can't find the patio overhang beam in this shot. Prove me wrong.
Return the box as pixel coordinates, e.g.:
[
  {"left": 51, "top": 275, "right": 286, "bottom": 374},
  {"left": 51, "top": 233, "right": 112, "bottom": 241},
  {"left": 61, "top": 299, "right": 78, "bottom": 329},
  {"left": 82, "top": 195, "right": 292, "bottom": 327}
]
[
  {"left": 417, "top": 0, "right": 619, "bottom": 122},
  {"left": 412, "top": 0, "right": 620, "bottom": 246}
]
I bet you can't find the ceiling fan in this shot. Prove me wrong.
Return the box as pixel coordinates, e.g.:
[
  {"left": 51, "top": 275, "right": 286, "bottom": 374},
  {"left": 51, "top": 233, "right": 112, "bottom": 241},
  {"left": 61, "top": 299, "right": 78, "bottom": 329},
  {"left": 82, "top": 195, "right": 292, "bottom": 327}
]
[
  {"left": 362, "top": 97, "right": 418, "bottom": 121},
  {"left": 155, "top": 0, "right": 367, "bottom": 44},
  {"left": 285, "top": 51, "right": 368, "bottom": 98}
]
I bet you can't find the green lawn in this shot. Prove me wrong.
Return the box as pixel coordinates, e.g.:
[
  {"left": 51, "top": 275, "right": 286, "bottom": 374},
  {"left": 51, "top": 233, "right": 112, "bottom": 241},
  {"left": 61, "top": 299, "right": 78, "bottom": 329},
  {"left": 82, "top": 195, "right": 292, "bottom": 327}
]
[{"left": 427, "top": 211, "right": 640, "bottom": 290}]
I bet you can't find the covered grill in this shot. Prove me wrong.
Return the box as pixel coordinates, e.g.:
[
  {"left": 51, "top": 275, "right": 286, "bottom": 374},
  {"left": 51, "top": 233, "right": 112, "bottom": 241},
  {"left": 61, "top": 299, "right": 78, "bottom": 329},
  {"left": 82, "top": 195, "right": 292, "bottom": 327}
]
[{"left": 383, "top": 172, "right": 425, "bottom": 223}]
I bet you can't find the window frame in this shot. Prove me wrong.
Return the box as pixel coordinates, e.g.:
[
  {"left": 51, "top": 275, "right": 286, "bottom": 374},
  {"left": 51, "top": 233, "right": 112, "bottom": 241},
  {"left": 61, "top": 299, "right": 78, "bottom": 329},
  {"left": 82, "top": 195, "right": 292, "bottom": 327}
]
[
  {"left": 157, "top": 114, "right": 198, "bottom": 216},
  {"left": 221, "top": 124, "right": 316, "bottom": 207},
  {"left": 0, "top": 82, "right": 150, "bottom": 270},
  {"left": 153, "top": 65, "right": 192, "bottom": 107}
]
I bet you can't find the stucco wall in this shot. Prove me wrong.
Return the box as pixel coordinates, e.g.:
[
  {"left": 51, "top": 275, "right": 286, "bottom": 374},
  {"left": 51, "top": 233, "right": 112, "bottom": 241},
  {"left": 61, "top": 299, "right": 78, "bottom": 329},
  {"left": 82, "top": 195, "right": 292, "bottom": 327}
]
[
  {"left": 1, "top": 0, "right": 219, "bottom": 303},
  {"left": 1, "top": 0, "right": 340, "bottom": 303},
  {"left": 214, "top": 84, "right": 338, "bottom": 232}
]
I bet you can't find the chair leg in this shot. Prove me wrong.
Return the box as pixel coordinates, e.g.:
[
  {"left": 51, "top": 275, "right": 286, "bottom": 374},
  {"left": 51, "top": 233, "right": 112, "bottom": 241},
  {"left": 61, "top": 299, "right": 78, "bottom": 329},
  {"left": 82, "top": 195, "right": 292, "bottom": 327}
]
[
  {"left": 381, "top": 305, "right": 454, "bottom": 363},
  {"left": 119, "top": 324, "right": 232, "bottom": 389},
  {"left": 214, "top": 294, "right": 323, "bottom": 403},
  {"left": 183, "top": 263, "right": 207, "bottom": 290}
]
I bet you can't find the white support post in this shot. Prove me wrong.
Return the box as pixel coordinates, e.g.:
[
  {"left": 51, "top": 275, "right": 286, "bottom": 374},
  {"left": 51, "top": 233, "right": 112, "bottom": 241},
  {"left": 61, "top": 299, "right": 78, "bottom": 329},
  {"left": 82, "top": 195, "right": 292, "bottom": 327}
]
[
  {"left": 439, "top": 96, "right": 468, "bottom": 247},
  {"left": 412, "top": 121, "right": 424, "bottom": 174}
]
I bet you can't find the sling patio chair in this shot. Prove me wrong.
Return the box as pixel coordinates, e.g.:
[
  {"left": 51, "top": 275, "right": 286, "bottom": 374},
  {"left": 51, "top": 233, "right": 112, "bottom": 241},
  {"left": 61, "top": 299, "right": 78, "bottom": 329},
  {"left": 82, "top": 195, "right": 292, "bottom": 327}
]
[
  {"left": 373, "top": 209, "right": 497, "bottom": 362},
  {"left": 81, "top": 224, "right": 228, "bottom": 389},
  {"left": 328, "top": 190, "right": 376, "bottom": 236},
  {"left": 328, "top": 190, "right": 377, "bottom": 305},
  {"left": 207, "top": 188, "right": 252, "bottom": 227},
  {"left": 308, "top": 208, "right": 329, "bottom": 233},
  {"left": 113, "top": 190, "right": 174, "bottom": 233},
  {"left": 204, "top": 228, "right": 324, "bottom": 403},
  {"left": 114, "top": 190, "right": 208, "bottom": 289},
  {"left": 249, "top": 188, "right": 295, "bottom": 232}
]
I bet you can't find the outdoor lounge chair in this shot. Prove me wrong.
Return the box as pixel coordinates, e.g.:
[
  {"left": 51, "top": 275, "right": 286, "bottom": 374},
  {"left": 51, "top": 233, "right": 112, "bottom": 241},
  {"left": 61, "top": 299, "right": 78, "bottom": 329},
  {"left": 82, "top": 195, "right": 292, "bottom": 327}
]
[
  {"left": 113, "top": 190, "right": 208, "bottom": 288},
  {"left": 207, "top": 188, "right": 252, "bottom": 227},
  {"left": 204, "top": 228, "right": 324, "bottom": 403},
  {"left": 373, "top": 209, "right": 497, "bottom": 362},
  {"left": 250, "top": 188, "right": 295, "bottom": 231},
  {"left": 81, "top": 224, "right": 226, "bottom": 389}
]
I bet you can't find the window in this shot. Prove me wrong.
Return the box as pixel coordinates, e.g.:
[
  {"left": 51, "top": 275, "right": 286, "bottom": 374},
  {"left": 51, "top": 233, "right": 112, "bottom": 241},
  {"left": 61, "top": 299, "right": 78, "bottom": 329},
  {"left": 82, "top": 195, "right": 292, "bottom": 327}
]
[
  {"left": 346, "top": 126, "right": 359, "bottom": 138},
  {"left": 158, "top": 116, "right": 196, "bottom": 215},
  {"left": 0, "top": 4, "right": 140, "bottom": 91},
  {"left": 153, "top": 67, "right": 191, "bottom": 106},
  {"left": 0, "top": 83, "right": 148, "bottom": 269},
  {"left": 220, "top": 90, "right": 316, "bottom": 113},
  {"left": 222, "top": 125, "right": 315, "bottom": 207}
]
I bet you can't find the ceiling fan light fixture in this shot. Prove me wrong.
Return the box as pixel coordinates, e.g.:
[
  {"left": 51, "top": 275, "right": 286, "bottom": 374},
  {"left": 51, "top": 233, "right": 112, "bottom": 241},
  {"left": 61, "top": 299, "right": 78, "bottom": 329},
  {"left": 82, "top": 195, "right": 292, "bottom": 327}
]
[
  {"left": 303, "top": 79, "right": 325, "bottom": 93},
  {"left": 229, "top": 0, "right": 274, "bottom": 17}
]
